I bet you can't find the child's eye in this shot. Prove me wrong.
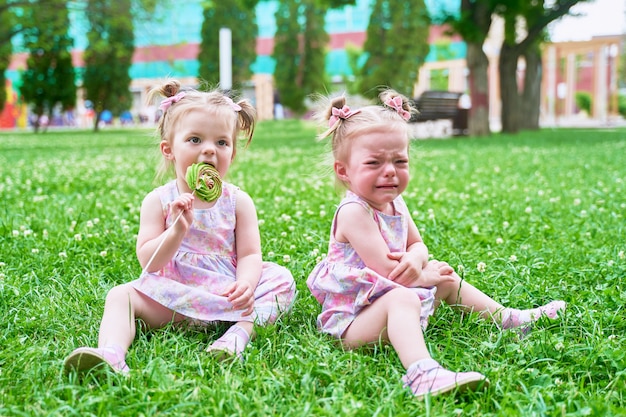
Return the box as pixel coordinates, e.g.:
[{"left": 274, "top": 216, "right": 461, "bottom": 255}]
[
  {"left": 217, "top": 139, "right": 228, "bottom": 146},
  {"left": 189, "top": 136, "right": 201, "bottom": 144},
  {"left": 366, "top": 160, "right": 379, "bottom": 165},
  {"left": 396, "top": 160, "right": 408, "bottom": 165}
]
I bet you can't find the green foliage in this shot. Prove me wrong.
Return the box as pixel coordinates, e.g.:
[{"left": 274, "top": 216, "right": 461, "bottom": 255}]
[
  {"left": 617, "top": 94, "right": 626, "bottom": 117},
  {"left": 83, "top": 0, "right": 134, "bottom": 130},
  {"left": 357, "top": 0, "right": 430, "bottom": 99},
  {"left": 1, "top": 125, "right": 625, "bottom": 415},
  {"left": 198, "top": 1, "right": 258, "bottom": 91},
  {"left": 18, "top": 0, "right": 76, "bottom": 130},
  {"left": 272, "top": 0, "right": 329, "bottom": 113},
  {"left": 575, "top": 91, "right": 592, "bottom": 114}
]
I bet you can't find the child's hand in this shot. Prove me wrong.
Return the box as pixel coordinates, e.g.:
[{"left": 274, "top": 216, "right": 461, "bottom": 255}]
[
  {"left": 169, "top": 193, "right": 195, "bottom": 231},
  {"left": 417, "top": 260, "right": 456, "bottom": 287},
  {"left": 387, "top": 252, "right": 424, "bottom": 287},
  {"left": 223, "top": 281, "right": 255, "bottom": 316}
]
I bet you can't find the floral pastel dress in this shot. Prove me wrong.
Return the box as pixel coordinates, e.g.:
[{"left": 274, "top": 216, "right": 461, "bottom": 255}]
[
  {"left": 307, "top": 191, "right": 437, "bottom": 339},
  {"left": 132, "top": 181, "right": 296, "bottom": 325}
]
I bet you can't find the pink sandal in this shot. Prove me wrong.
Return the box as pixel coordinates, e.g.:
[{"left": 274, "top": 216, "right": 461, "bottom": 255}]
[
  {"left": 206, "top": 325, "right": 250, "bottom": 362},
  {"left": 501, "top": 300, "right": 566, "bottom": 331},
  {"left": 64, "top": 345, "right": 129, "bottom": 374},
  {"left": 402, "top": 358, "right": 489, "bottom": 399}
]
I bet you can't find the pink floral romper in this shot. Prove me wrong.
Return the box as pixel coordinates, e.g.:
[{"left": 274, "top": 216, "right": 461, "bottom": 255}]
[
  {"left": 132, "top": 181, "right": 296, "bottom": 324},
  {"left": 307, "top": 191, "right": 437, "bottom": 339}
]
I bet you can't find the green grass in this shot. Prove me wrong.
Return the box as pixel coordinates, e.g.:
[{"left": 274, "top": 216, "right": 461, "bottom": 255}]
[{"left": 1, "top": 122, "right": 625, "bottom": 416}]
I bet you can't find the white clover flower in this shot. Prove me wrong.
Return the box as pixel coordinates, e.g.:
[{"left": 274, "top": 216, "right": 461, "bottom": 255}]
[
  {"left": 580, "top": 210, "right": 588, "bottom": 217},
  {"left": 477, "top": 262, "right": 486, "bottom": 273},
  {"left": 472, "top": 225, "right": 480, "bottom": 234},
  {"left": 573, "top": 198, "right": 581, "bottom": 206},
  {"left": 319, "top": 210, "right": 326, "bottom": 217},
  {"left": 608, "top": 260, "right": 614, "bottom": 267},
  {"left": 457, "top": 264, "right": 465, "bottom": 273},
  {"left": 283, "top": 254, "right": 291, "bottom": 263},
  {"left": 281, "top": 231, "right": 287, "bottom": 237},
  {"left": 608, "top": 334, "right": 617, "bottom": 340},
  {"left": 0, "top": 262, "right": 5, "bottom": 267},
  {"left": 258, "top": 219, "right": 265, "bottom": 226},
  {"left": 123, "top": 225, "right": 130, "bottom": 232},
  {"left": 525, "top": 207, "right": 532, "bottom": 214},
  {"left": 311, "top": 248, "right": 319, "bottom": 256},
  {"left": 23, "top": 229, "right": 33, "bottom": 237},
  {"left": 554, "top": 378, "right": 563, "bottom": 386},
  {"left": 555, "top": 341, "right": 564, "bottom": 351},
  {"left": 496, "top": 237, "right": 504, "bottom": 245},
  {"left": 305, "top": 236, "right": 313, "bottom": 241},
  {"left": 59, "top": 252, "right": 68, "bottom": 258},
  {"left": 100, "top": 251, "right": 107, "bottom": 257},
  {"left": 502, "top": 221, "right": 510, "bottom": 229},
  {"left": 509, "top": 255, "right": 517, "bottom": 262},
  {"left": 267, "top": 251, "right": 275, "bottom": 258},
  {"left": 74, "top": 234, "right": 82, "bottom": 241},
  {"left": 288, "top": 225, "right": 295, "bottom": 231},
  {"left": 12, "top": 230, "right": 19, "bottom": 237},
  {"left": 31, "top": 248, "right": 39, "bottom": 254},
  {"left": 618, "top": 251, "right": 624, "bottom": 260},
  {"left": 86, "top": 220, "right": 94, "bottom": 228}
]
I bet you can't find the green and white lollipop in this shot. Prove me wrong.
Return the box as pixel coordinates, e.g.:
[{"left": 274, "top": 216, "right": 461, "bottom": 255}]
[{"left": 186, "top": 162, "right": 222, "bottom": 202}]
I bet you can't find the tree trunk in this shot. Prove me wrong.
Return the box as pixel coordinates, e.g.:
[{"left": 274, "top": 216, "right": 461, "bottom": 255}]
[
  {"left": 466, "top": 41, "right": 490, "bottom": 136},
  {"left": 499, "top": 43, "right": 521, "bottom": 133},
  {"left": 521, "top": 45, "right": 542, "bottom": 130}
]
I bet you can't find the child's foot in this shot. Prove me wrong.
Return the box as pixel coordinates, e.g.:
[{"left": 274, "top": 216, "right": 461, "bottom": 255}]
[
  {"left": 500, "top": 300, "right": 566, "bottom": 331},
  {"left": 402, "top": 358, "right": 488, "bottom": 399},
  {"left": 206, "top": 324, "right": 250, "bottom": 362},
  {"left": 64, "top": 345, "right": 129, "bottom": 374}
]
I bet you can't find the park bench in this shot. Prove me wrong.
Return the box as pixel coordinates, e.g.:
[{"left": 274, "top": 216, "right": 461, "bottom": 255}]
[{"left": 410, "top": 90, "right": 468, "bottom": 137}]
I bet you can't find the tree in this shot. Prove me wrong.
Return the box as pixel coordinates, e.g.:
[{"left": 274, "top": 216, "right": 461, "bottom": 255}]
[
  {"left": 498, "top": 0, "right": 586, "bottom": 133},
  {"left": 83, "top": 0, "right": 134, "bottom": 131},
  {"left": 357, "top": 0, "right": 430, "bottom": 100},
  {"left": 445, "top": 0, "right": 497, "bottom": 136},
  {"left": 198, "top": 1, "right": 258, "bottom": 91},
  {"left": 272, "top": 0, "right": 328, "bottom": 113},
  {"left": 19, "top": 0, "right": 76, "bottom": 132}
]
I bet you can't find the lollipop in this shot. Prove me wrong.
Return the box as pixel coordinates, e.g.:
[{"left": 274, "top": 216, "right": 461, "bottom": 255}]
[{"left": 186, "top": 162, "right": 222, "bottom": 202}]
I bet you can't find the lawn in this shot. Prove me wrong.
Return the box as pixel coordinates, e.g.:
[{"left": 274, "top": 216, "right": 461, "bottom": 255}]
[{"left": 1, "top": 121, "right": 625, "bottom": 416}]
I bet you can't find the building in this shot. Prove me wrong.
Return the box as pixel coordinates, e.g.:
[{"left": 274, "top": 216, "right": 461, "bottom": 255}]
[{"left": 2, "top": 0, "right": 621, "bottom": 128}]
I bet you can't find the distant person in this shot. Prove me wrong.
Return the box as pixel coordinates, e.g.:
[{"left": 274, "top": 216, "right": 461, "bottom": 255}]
[
  {"left": 273, "top": 90, "right": 284, "bottom": 120},
  {"left": 307, "top": 90, "right": 566, "bottom": 398},
  {"left": 65, "top": 79, "right": 296, "bottom": 374}
]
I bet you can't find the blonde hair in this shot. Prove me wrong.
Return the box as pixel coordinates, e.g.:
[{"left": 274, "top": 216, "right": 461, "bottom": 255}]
[
  {"left": 316, "top": 89, "right": 415, "bottom": 188},
  {"left": 148, "top": 79, "right": 256, "bottom": 180}
]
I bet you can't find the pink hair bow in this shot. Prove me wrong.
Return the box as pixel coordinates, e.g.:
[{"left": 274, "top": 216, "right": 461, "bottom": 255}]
[
  {"left": 224, "top": 96, "right": 242, "bottom": 111},
  {"left": 385, "top": 96, "right": 411, "bottom": 121},
  {"left": 159, "top": 92, "right": 186, "bottom": 112},
  {"left": 329, "top": 105, "right": 361, "bottom": 127}
]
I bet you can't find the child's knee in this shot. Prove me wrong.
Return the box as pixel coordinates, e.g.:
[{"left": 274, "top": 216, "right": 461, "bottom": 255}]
[{"left": 387, "top": 287, "right": 423, "bottom": 309}]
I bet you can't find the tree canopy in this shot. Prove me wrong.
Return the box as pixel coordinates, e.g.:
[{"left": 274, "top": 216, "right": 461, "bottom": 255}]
[
  {"left": 19, "top": 0, "right": 76, "bottom": 132},
  {"left": 358, "top": 0, "right": 430, "bottom": 100},
  {"left": 82, "top": 0, "right": 134, "bottom": 131},
  {"left": 272, "top": 0, "right": 328, "bottom": 113},
  {"left": 198, "top": 1, "right": 258, "bottom": 92}
]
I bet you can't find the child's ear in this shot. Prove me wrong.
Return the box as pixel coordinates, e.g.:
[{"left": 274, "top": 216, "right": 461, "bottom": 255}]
[
  {"left": 160, "top": 140, "right": 174, "bottom": 160},
  {"left": 334, "top": 161, "right": 349, "bottom": 183}
]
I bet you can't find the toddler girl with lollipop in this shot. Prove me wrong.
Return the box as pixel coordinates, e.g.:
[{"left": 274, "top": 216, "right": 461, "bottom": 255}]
[
  {"left": 306, "top": 90, "right": 566, "bottom": 398},
  {"left": 65, "top": 79, "right": 295, "bottom": 373}
]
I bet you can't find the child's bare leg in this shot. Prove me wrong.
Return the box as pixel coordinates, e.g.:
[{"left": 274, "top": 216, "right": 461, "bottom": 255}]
[
  {"left": 65, "top": 283, "right": 178, "bottom": 373},
  {"left": 435, "top": 271, "right": 565, "bottom": 328},
  {"left": 98, "top": 283, "right": 180, "bottom": 351},
  {"left": 342, "top": 288, "right": 429, "bottom": 368}
]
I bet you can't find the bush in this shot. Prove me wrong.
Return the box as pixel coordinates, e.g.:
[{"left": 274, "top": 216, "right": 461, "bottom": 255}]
[{"left": 575, "top": 91, "right": 592, "bottom": 114}]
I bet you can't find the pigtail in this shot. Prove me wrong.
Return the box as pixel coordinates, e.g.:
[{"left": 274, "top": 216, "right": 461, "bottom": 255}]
[
  {"left": 234, "top": 99, "right": 256, "bottom": 148},
  {"left": 379, "top": 89, "right": 414, "bottom": 121}
]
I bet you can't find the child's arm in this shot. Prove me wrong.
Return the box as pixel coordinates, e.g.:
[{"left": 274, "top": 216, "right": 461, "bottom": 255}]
[
  {"left": 335, "top": 203, "right": 402, "bottom": 278},
  {"left": 388, "top": 216, "right": 454, "bottom": 287},
  {"left": 223, "top": 190, "right": 262, "bottom": 316},
  {"left": 136, "top": 190, "right": 195, "bottom": 273}
]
